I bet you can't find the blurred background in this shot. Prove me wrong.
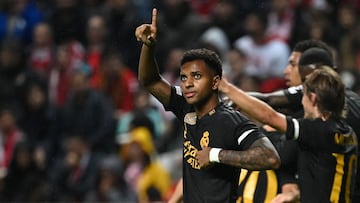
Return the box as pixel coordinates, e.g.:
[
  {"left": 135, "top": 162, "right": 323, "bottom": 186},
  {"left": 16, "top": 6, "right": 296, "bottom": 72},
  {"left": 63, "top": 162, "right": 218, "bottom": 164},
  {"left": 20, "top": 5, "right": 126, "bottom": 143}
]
[{"left": 0, "top": 0, "right": 359, "bottom": 202}]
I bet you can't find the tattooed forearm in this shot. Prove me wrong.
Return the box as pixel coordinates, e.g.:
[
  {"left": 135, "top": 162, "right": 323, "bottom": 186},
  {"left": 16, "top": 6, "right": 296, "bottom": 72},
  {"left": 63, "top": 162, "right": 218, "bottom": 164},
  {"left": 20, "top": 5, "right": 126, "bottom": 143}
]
[{"left": 218, "top": 138, "right": 280, "bottom": 170}]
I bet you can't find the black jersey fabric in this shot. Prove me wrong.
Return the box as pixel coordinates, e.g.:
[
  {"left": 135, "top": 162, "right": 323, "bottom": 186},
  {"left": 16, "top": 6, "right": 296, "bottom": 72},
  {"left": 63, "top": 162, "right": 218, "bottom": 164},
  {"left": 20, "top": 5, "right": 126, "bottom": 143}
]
[
  {"left": 165, "top": 86, "right": 265, "bottom": 203},
  {"left": 283, "top": 85, "right": 303, "bottom": 112},
  {"left": 285, "top": 85, "right": 360, "bottom": 201},
  {"left": 286, "top": 117, "right": 358, "bottom": 202},
  {"left": 237, "top": 169, "right": 278, "bottom": 203},
  {"left": 284, "top": 86, "right": 360, "bottom": 137},
  {"left": 236, "top": 130, "right": 298, "bottom": 203}
]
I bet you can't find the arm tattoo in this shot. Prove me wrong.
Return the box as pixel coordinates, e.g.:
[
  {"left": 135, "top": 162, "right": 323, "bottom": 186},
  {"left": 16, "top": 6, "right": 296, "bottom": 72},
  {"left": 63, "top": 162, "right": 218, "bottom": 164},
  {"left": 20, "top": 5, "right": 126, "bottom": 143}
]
[{"left": 218, "top": 138, "right": 280, "bottom": 170}]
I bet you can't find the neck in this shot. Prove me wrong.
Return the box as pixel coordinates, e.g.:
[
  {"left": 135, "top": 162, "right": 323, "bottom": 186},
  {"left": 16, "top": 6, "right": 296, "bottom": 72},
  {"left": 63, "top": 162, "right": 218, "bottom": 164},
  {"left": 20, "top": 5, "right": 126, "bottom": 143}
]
[
  {"left": 195, "top": 95, "right": 219, "bottom": 118},
  {"left": 320, "top": 112, "right": 331, "bottom": 121},
  {"left": 310, "top": 106, "right": 329, "bottom": 121}
]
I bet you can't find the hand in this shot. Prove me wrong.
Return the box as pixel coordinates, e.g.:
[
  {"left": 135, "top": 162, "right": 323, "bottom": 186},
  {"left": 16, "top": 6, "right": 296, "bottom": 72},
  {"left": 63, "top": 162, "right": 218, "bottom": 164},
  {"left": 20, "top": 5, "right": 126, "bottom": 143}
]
[
  {"left": 271, "top": 192, "right": 300, "bottom": 203},
  {"left": 271, "top": 183, "right": 300, "bottom": 203},
  {"left": 135, "top": 8, "right": 157, "bottom": 46},
  {"left": 196, "top": 147, "right": 212, "bottom": 168},
  {"left": 219, "top": 76, "right": 230, "bottom": 94},
  {"left": 262, "top": 124, "right": 277, "bottom": 132}
]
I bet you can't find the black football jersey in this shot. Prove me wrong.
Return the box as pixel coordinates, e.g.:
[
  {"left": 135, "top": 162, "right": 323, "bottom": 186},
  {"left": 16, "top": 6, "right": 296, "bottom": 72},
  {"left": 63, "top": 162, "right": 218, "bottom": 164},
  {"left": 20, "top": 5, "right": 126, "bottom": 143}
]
[
  {"left": 165, "top": 86, "right": 265, "bottom": 203},
  {"left": 286, "top": 117, "right": 358, "bottom": 202}
]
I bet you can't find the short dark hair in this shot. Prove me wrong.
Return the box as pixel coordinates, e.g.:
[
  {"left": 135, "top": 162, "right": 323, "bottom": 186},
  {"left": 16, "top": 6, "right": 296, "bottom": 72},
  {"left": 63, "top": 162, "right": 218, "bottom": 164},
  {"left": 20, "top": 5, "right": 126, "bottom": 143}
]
[
  {"left": 293, "top": 39, "right": 333, "bottom": 56},
  {"left": 298, "top": 47, "right": 335, "bottom": 81},
  {"left": 298, "top": 47, "right": 334, "bottom": 67},
  {"left": 181, "top": 48, "right": 222, "bottom": 78}
]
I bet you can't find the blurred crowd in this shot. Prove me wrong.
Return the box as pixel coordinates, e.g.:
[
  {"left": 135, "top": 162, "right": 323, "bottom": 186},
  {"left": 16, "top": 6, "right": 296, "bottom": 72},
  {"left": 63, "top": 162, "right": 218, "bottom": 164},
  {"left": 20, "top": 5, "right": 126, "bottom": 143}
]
[{"left": 0, "top": 0, "right": 359, "bottom": 202}]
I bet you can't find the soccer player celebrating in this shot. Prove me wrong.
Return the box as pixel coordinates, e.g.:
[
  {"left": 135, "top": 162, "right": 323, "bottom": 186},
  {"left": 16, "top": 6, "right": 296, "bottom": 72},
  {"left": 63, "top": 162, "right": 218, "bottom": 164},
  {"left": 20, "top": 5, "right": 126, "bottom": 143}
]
[
  {"left": 135, "top": 8, "right": 280, "bottom": 203},
  {"left": 219, "top": 66, "right": 358, "bottom": 202}
]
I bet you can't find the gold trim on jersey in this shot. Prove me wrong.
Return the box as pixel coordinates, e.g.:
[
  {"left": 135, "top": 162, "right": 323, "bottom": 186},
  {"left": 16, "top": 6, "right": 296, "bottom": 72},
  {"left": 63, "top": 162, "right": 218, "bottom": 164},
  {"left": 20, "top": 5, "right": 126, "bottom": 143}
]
[
  {"left": 184, "top": 141, "right": 200, "bottom": 169},
  {"left": 237, "top": 169, "right": 278, "bottom": 203},
  {"left": 200, "top": 131, "right": 209, "bottom": 148},
  {"left": 243, "top": 170, "right": 259, "bottom": 202},
  {"left": 331, "top": 153, "right": 344, "bottom": 203},
  {"left": 346, "top": 155, "right": 357, "bottom": 203},
  {"left": 331, "top": 153, "right": 357, "bottom": 203},
  {"left": 264, "top": 170, "right": 277, "bottom": 203}
]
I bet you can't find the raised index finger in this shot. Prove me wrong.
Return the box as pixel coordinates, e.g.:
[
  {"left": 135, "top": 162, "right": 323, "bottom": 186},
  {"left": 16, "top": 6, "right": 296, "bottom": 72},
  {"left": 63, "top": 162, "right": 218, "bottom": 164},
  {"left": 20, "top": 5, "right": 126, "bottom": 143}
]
[{"left": 151, "top": 8, "right": 157, "bottom": 28}]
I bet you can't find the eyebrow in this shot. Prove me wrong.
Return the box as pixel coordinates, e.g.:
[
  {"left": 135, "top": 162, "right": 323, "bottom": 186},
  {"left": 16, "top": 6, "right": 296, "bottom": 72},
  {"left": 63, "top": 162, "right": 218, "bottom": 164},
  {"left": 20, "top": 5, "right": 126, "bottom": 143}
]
[{"left": 180, "top": 70, "right": 202, "bottom": 75}]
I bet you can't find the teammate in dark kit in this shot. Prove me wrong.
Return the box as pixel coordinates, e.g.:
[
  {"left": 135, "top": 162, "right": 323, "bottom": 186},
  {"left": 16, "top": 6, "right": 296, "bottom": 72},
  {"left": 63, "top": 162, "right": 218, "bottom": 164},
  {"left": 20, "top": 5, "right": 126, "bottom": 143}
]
[
  {"left": 233, "top": 40, "right": 335, "bottom": 203},
  {"left": 220, "top": 66, "right": 358, "bottom": 202},
  {"left": 135, "top": 8, "right": 280, "bottom": 203},
  {"left": 252, "top": 46, "right": 360, "bottom": 202}
]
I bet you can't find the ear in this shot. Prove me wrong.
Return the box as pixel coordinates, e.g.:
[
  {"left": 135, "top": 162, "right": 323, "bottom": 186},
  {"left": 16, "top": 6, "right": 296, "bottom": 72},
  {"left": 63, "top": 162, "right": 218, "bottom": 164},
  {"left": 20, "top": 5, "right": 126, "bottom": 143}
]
[
  {"left": 310, "top": 92, "right": 317, "bottom": 106},
  {"left": 212, "top": 75, "right": 220, "bottom": 90}
]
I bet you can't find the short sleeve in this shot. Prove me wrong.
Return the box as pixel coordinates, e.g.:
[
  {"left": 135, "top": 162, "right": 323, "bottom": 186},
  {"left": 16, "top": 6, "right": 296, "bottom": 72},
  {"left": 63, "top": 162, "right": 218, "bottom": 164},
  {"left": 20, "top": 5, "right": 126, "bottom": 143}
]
[
  {"left": 235, "top": 121, "right": 266, "bottom": 150},
  {"left": 284, "top": 86, "right": 303, "bottom": 112},
  {"left": 286, "top": 117, "right": 342, "bottom": 151},
  {"left": 164, "top": 86, "right": 190, "bottom": 119}
]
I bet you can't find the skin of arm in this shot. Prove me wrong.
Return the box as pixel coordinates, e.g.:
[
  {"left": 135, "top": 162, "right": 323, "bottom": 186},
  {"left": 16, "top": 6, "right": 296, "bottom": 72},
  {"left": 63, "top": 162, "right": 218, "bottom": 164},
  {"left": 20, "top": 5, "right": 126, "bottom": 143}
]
[
  {"left": 135, "top": 8, "right": 172, "bottom": 106},
  {"left": 219, "top": 78, "right": 287, "bottom": 132},
  {"left": 271, "top": 183, "right": 300, "bottom": 203},
  {"left": 248, "top": 91, "right": 290, "bottom": 108},
  {"left": 196, "top": 137, "right": 281, "bottom": 170},
  {"left": 168, "top": 178, "right": 183, "bottom": 203},
  {"left": 220, "top": 79, "right": 301, "bottom": 202}
]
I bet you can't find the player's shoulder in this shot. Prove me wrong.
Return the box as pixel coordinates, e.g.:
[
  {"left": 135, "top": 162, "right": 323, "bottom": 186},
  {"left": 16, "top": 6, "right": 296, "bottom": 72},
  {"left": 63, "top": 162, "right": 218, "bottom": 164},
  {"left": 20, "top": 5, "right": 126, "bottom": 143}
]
[
  {"left": 345, "top": 89, "right": 360, "bottom": 103},
  {"left": 216, "top": 104, "right": 249, "bottom": 123},
  {"left": 286, "top": 85, "right": 303, "bottom": 95},
  {"left": 345, "top": 89, "right": 360, "bottom": 115},
  {"left": 302, "top": 117, "right": 350, "bottom": 132}
]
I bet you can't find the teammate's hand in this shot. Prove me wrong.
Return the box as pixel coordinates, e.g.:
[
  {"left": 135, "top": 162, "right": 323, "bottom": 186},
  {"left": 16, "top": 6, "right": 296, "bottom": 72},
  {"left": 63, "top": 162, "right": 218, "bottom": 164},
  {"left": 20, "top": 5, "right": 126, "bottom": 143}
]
[
  {"left": 135, "top": 8, "right": 157, "bottom": 46},
  {"left": 196, "top": 147, "right": 211, "bottom": 168},
  {"left": 271, "top": 192, "right": 300, "bottom": 203},
  {"left": 218, "top": 76, "right": 231, "bottom": 94}
]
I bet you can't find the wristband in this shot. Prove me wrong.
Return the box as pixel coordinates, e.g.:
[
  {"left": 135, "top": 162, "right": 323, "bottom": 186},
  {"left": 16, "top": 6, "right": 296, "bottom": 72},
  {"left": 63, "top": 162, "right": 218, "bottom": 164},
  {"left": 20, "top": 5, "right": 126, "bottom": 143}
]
[{"left": 209, "top": 148, "right": 222, "bottom": 163}]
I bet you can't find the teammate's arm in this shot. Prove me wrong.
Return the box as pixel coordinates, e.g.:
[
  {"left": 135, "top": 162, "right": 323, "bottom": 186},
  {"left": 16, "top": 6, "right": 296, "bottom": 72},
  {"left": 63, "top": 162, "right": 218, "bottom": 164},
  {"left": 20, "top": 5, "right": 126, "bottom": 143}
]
[
  {"left": 219, "top": 78, "right": 287, "bottom": 132},
  {"left": 271, "top": 183, "right": 300, "bottom": 203},
  {"left": 248, "top": 90, "right": 290, "bottom": 108},
  {"left": 135, "top": 8, "right": 172, "bottom": 106}
]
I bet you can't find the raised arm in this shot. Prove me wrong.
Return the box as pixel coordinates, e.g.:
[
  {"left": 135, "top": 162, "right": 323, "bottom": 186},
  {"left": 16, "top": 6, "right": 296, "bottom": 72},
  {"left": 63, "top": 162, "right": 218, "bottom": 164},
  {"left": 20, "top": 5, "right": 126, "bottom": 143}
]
[
  {"left": 219, "top": 78, "right": 287, "bottom": 132},
  {"left": 248, "top": 90, "right": 290, "bottom": 108},
  {"left": 135, "top": 8, "right": 172, "bottom": 106}
]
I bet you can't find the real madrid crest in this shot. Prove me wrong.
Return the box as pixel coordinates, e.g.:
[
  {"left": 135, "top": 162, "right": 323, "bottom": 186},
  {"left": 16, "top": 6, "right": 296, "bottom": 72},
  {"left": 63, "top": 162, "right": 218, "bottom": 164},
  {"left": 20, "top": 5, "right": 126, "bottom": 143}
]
[
  {"left": 184, "top": 112, "right": 197, "bottom": 125},
  {"left": 200, "top": 131, "right": 210, "bottom": 148}
]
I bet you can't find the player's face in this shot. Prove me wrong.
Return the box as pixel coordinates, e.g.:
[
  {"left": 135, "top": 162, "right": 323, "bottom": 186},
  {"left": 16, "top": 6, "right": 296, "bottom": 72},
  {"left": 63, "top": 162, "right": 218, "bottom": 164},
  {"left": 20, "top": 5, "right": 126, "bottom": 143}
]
[
  {"left": 283, "top": 51, "right": 302, "bottom": 87},
  {"left": 180, "top": 60, "right": 218, "bottom": 106}
]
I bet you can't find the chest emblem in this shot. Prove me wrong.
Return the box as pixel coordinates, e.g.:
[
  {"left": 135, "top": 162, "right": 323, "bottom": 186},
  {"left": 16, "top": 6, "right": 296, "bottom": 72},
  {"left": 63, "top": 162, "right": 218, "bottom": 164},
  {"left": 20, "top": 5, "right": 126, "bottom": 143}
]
[
  {"left": 184, "top": 112, "right": 197, "bottom": 125},
  {"left": 200, "top": 131, "right": 210, "bottom": 148}
]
